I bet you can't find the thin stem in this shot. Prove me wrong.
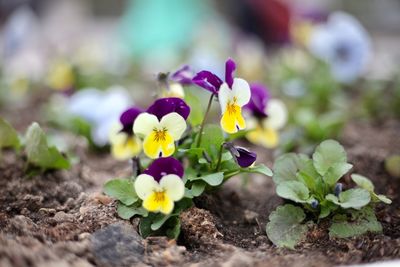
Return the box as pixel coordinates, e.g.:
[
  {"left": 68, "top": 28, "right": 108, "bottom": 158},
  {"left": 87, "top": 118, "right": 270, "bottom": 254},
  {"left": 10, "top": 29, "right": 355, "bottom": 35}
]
[
  {"left": 196, "top": 94, "right": 214, "bottom": 147},
  {"left": 214, "top": 143, "right": 225, "bottom": 172}
]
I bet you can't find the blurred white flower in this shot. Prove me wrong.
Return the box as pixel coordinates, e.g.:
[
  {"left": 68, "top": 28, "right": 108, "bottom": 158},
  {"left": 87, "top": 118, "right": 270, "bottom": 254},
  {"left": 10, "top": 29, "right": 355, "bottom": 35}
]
[
  {"left": 67, "top": 86, "right": 132, "bottom": 146},
  {"left": 309, "top": 12, "right": 371, "bottom": 83}
]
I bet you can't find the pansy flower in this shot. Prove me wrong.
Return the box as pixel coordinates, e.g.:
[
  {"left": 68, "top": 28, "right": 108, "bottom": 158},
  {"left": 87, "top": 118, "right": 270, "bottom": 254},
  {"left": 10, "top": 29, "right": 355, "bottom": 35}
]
[
  {"left": 160, "top": 65, "right": 194, "bottom": 99},
  {"left": 109, "top": 107, "right": 143, "bottom": 160},
  {"left": 193, "top": 59, "right": 251, "bottom": 134},
  {"left": 308, "top": 11, "right": 371, "bottom": 83},
  {"left": 224, "top": 142, "right": 257, "bottom": 168},
  {"left": 244, "top": 83, "right": 287, "bottom": 148},
  {"left": 133, "top": 97, "right": 190, "bottom": 159},
  {"left": 134, "top": 157, "right": 185, "bottom": 214}
]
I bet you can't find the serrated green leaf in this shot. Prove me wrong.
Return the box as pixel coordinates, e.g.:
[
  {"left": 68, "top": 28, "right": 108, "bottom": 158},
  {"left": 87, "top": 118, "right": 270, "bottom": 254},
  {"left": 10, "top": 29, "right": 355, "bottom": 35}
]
[
  {"left": 188, "top": 172, "right": 224, "bottom": 186},
  {"left": 351, "top": 174, "right": 374, "bottom": 191},
  {"left": 117, "top": 202, "right": 148, "bottom": 219},
  {"left": 329, "top": 206, "right": 382, "bottom": 238},
  {"left": 104, "top": 178, "right": 138, "bottom": 205},
  {"left": 312, "top": 140, "right": 347, "bottom": 176},
  {"left": 25, "top": 122, "right": 70, "bottom": 170},
  {"left": 243, "top": 164, "right": 273, "bottom": 177},
  {"left": 266, "top": 204, "right": 309, "bottom": 249},
  {"left": 200, "top": 124, "right": 224, "bottom": 162},
  {"left": 276, "top": 181, "right": 310, "bottom": 203},
  {"left": 326, "top": 188, "right": 371, "bottom": 209},
  {"left": 0, "top": 117, "right": 20, "bottom": 149},
  {"left": 323, "top": 163, "right": 353, "bottom": 186},
  {"left": 273, "top": 153, "right": 309, "bottom": 184}
]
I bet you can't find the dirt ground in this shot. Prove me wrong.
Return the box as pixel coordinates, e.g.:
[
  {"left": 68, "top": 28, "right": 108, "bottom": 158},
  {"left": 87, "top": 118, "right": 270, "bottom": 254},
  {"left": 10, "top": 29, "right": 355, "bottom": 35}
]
[{"left": 0, "top": 95, "right": 399, "bottom": 267}]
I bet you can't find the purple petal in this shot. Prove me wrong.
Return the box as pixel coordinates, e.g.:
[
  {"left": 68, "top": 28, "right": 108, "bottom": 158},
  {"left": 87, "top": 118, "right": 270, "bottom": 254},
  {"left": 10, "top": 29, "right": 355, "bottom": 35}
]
[
  {"left": 147, "top": 97, "right": 190, "bottom": 120},
  {"left": 235, "top": 147, "right": 257, "bottom": 168},
  {"left": 244, "top": 83, "right": 270, "bottom": 118},
  {"left": 192, "top": 70, "right": 223, "bottom": 94},
  {"left": 171, "top": 65, "right": 193, "bottom": 85},
  {"left": 144, "top": 157, "right": 184, "bottom": 182},
  {"left": 120, "top": 107, "right": 143, "bottom": 134},
  {"left": 225, "top": 58, "right": 236, "bottom": 88}
]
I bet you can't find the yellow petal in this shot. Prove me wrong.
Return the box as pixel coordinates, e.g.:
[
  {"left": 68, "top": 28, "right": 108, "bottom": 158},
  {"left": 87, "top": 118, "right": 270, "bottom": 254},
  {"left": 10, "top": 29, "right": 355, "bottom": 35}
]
[
  {"left": 112, "top": 135, "right": 142, "bottom": 160},
  {"left": 143, "top": 131, "right": 162, "bottom": 159},
  {"left": 220, "top": 104, "right": 246, "bottom": 134},
  {"left": 246, "top": 126, "right": 279, "bottom": 148},
  {"left": 160, "top": 132, "right": 175, "bottom": 157},
  {"left": 142, "top": 191, "right": 174, "bottom": 214},
  {"left": 143, "top": 130, "right": 175, "bottom": 159}
]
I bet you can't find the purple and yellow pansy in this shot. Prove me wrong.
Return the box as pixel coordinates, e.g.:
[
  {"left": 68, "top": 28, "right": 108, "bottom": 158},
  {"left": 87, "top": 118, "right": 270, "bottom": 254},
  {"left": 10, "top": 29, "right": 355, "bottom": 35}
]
[
  {"left": 193, "top": 59, "right": 251, "bottom": 134},
  {"left": 109, "top": 107, "right": 143, "bottom": 160},
  {"left": 134, "top": 157, "right": 185, "bottom": 214},
  {"left": 133, "top": 97, "right": 190, "bottom": 159},
  {"left": 244, "top": 83, "right": 288, "bottom": 148}
]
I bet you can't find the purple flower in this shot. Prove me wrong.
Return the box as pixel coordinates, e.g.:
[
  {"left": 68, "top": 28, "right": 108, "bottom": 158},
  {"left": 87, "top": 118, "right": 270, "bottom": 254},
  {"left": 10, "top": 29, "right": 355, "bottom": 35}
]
[
  {"left": 171, "top": 65, "right": 194, "bottom": 85},
  {"left": 192, "top": 58, "right": 237, "bottom": 95},
  {"left": 143, "top": 157, "right": 184, "bottom": 182},
  {"left": 120, "top": 107, "right": 143, "bottom": 134},
  {"left": 147, "top": 97, "right": 190, "bottom": 121},
  {"left": 244, "top": 83, "right": 270, "bottom": 118},
  {"left": 224, "top": 142, "right": 257, "bottom": 168}
]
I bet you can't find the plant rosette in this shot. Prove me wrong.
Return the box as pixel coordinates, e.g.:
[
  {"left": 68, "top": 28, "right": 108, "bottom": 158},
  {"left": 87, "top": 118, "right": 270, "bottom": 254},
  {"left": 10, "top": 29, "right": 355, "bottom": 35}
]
[
  {"left": 266, "top": 139, "right": 391, "bottom": 249},
  {"left": 104, "top": 58, "right": 273, "bottom": 239}
]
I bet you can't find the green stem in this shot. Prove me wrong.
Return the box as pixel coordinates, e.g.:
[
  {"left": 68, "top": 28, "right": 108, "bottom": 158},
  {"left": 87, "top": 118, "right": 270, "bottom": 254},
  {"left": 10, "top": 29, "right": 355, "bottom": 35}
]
[
  {"left": 196, "top": 94, "right": 214, "bottom": 147},
  {"left": 223, "top": 170, "right": 241, "bottom": 180},
  {"left": 214, "top": 143, "right": 225, "bottom": 172}
]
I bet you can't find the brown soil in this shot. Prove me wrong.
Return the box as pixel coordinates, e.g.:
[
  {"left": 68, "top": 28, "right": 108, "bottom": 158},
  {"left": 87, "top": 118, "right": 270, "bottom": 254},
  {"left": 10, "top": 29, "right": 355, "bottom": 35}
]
[{"left": 1, "top": 99, "right": 399, "bottom": 266}]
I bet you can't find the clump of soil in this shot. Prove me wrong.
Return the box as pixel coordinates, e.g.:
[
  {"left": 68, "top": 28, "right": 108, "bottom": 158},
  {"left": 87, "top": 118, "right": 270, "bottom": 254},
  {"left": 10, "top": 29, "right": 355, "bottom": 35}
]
[{"left": 0, "top": 113, "right": 399, "bottom": 266}]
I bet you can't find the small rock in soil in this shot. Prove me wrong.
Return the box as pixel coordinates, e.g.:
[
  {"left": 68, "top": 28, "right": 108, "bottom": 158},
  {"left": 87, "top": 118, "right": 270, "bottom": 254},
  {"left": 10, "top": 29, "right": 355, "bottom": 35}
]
[{"left": 91, "top": 223, "right": 145, "bottom": 267}]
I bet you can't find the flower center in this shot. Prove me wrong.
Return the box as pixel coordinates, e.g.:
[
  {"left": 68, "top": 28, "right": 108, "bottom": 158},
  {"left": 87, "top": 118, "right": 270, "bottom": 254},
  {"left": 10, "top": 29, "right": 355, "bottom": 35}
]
[
  {"left": 153, "top": 191, "right": 166, "bottom": 203},
  {"left": 226, "top": 97, "right": 238, "bottom": 115},
  {"left": 153, "top": 128, "right": 167, "bottom": 142}
]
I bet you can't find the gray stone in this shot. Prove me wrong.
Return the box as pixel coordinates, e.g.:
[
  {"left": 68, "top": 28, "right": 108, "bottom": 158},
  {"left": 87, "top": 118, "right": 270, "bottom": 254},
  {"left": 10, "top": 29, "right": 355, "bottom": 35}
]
[{"left": 91, "top": 223, "right": 145, "bottom": 267}]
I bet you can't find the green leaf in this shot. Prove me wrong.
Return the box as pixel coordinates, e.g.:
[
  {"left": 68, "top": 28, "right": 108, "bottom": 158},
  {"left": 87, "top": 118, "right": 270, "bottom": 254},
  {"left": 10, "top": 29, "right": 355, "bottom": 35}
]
[
  {"left": 117, "top": 202, "right": 148, "bottom": 219},
  {"left": 319, "top": 200, "right": 337, "bottom": 219},
  {"left": 312, "top": 140, "right": 347, "bottom": 176},
  {"left": 178, "top": 147, "right": 204, "bottom": 159},
  {"left": 266, "top": 204, "right": 309, "bottom": 249},
  {"left": 385, "top": 155, "right": 400, "bottom": 178},
  {"left": 351, "top": 174, "right": 392, "bottom": 204},
  {"left": 326, "top": 188, "right": 371, "bottom": 209},
  {"left": 351, "top": 174, "right": 374, "bottom": 191},
  {"left": 165, "top": 216, "right": 181, "bottom": 239},
  {"left": 242, "top": 164, "right": 273, "bottom": 177},
  {"left": 276, "top": 181, "right": 310, "bottom": 203},
  {"left": 329, "top": 207, "right": 382, "bottom": 238},
  {"left": 191, "top": 181, "right": 206, "bottom": 197},
  {"left": 0, "top": 117, "right": 20, "bottom": 149},
  {"left": 184, "top": 88, "right": 204, "bottom": 126},
  {"left": 188, "top": 172, "right": 224, "bottom": 186},
  {"left": 151, "top": 214, "right": 172, "bottom": 231},
  {"left": 200, "top": 124, "right": 224, "bottom": 162},
  {"left": 296, "top": 159, "right": 321, "bottom": 191},
  {"left": 373, "top": 194, "right": 392, "bottom": 204},
  {"left": 273, "top": 153, "right": 309, "bottom": 184},
  {"left": 104, "top": 179, "right": 138, "bottom": 205},
  {"left": 323, "top": 163, "right": 353, "bottom": 186},
  {"left": 25, "top": 122, "right": 70, "bottom": 170}
]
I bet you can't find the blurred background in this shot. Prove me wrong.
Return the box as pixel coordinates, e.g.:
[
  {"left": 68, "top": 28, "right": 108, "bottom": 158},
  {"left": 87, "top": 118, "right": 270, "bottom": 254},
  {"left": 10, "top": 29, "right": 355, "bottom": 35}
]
[{"left": 1, "top": 0, "right": 400, "bottom": 153}]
